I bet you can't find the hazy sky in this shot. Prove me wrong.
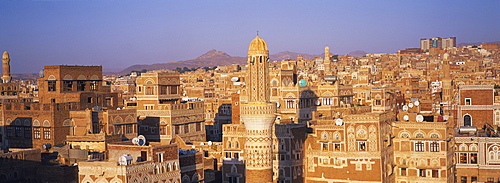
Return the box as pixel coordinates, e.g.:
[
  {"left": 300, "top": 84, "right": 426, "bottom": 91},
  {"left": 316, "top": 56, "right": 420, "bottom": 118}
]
[{"left": 1, "top": 1, "right": 499, "bottom": 73}]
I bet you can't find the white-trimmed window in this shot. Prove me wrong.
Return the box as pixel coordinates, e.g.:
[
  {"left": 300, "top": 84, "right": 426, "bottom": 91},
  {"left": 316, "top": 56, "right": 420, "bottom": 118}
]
[
  {"left": 322, "top": 98, "right": 332, "bottom": 105},
  {"left": 465, "top": 98, "right": 471, "bottom": 105},
  {"left": 415, "top": 141, "right": 424, "bottom": 152},
  {"left": 286, "top": 99, "right": 295, "bottom": 108},
  {"left": 430, "top": 142, "right": 440, "bottom": 152}
]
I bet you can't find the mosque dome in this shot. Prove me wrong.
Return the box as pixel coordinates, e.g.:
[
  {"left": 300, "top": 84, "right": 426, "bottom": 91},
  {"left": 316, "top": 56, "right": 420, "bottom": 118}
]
[
  {"left": 2, "top": 51, "right": 9, "bottom": 59},
  {"left": 248, "top": 36, "right": 268, "bottom": 55}
]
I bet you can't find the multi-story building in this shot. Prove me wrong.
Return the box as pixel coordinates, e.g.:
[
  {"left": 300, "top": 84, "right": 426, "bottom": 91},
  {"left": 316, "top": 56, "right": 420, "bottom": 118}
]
[
  {"left": 392, "top": 120, "right": 454, "bottom": 183},
  {"left": 454, "top": 85, "right": 500, "bottom": 183},
  {"left": 304, "top": 111, "right": 395, "bottom": 182},
  {"left": 78, "top": 142, "right": 184, "bottom": 183},
  {"left": 134, "top": 71, "right": 205, "bottom": 143},
  {"left": 420, "top": 37, "right": 456, "bottom": 52}
]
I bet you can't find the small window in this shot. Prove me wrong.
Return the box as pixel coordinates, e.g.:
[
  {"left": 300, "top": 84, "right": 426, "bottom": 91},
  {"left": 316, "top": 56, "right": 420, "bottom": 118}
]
[
  {"left": 430, "top": 142, "right": 440, "bottom": 152},
  {"left": 48, "top": 81, "right": 56, "bottom": 91},
  {"left": 419, "top": 169, "right": 426, "bottom": 177},
  {"left": 465, "top": 98, "right": 471, "bottom": 105},
  {"left": 459, "top": 153, "right": 467, "bottom": 164},
  {"left": 400, "top": 168, "right": 407, "bottom": 176},
  {"left": 358, "top": 141, "right": 366, "bottom": 151},
  {"left": 321, "top": 142, "right": 328, "bottom": 151},
  {"left": 460, "top": 176, "right": 467, "bottom": 183},
  {"left": 63, "top": 81, "right": 73, "bottom": 91},
  {"left": 415, "top": 141, "right": 424, "bottom": 152},
  {"left": 470, "top": 153, "right": 478, "bottom": 164},
  {"left": 432, "top": 169, "right": 439, "bottom": 178}
]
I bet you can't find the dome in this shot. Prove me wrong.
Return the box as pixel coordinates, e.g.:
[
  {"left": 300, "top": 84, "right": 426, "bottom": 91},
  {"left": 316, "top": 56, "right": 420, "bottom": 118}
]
[
  {"left": 2, "top": 51, "right": 9, "bottom": 59},
  {"left": 248, "top": 36, "right": 268, "bottom": 55},
  {"left": 298, "top": 80, "right": 307, "bottom": 87}
]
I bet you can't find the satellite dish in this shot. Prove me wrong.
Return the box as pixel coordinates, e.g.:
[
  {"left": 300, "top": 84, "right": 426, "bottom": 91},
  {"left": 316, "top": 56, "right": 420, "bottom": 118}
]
[
  {"left": 276, "top": 102, "right": 281, "bottom": 108},
  {"left": 42, "top": 143, "right": 52, "bottom": 150},
  {"left": 230, "top": 77, "right": 239, "bottom": 82},
  {"left": 119, "top": 154, "right": 133, "bottom": 165},
  {"left": 402, "top": 105, "right": 408, "bottom": 111},
  {"left": 138, "top": 135, "right": 146, "bottom": 146},
  {"left": 408, "top": 103, "right": 414, "bottom": 108},
  {"left": 403, "top": 115, "right": 409, "bottom": 121},
  {"left": 200, "top": 142, "right": 205, "bottom": 145},
  {"left": 316, "top": 100, "right": 321, "bottom": 106},
  {"left": 414, "top": 100, "right": 420, "bottom": 106},
  {"left": 132, "top": 138, "right": 139, "bottom": 145},
  {"left": 335, "top": 118, "right": 344, "bottom": 126},
  {"left": 416, "top": 115, "right": 424, "bottom": 122},
  {"left": 208, "top": 141, "right": 213, "bottom": 146},
  {"left": 443, "top": 115, "right": 449, "bottom": 121}
]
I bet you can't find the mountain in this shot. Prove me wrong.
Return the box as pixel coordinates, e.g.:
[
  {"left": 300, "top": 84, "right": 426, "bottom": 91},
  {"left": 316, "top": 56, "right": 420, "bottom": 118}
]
[
  {"left": 118, "top": 50, "right": 319, "bottom": 75},
  {"left": 270, "top": 51, "right": 318, "bottom": 61},
  {"left": 348, "top": 50, "right": 367, "bottom": 57},
  {"left": 118, "top": 49, "right": 246, "bottom": 75}
]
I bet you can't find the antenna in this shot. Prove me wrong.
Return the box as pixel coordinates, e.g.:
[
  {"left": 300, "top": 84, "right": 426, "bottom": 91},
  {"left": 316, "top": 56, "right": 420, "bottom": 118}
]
[{"left": 256, "top": 31, "right": 259, "bottom": 36}]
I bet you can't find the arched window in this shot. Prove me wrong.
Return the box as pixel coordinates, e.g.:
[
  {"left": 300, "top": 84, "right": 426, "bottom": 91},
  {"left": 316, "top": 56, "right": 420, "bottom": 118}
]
[
  {"left": 400, "top": 132, "right": 410, "bottom": 138},
  {"left": 464, "top": 115, "right": 472, "bottom": 126},
  {"left": 415, "top": 133, "right": 424, "bottom": 138}
]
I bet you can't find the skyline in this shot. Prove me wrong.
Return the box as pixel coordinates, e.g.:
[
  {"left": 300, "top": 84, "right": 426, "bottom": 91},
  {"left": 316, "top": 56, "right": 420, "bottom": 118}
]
[{"left": 1, "top": 0, "right": 499, "bottom": 73}]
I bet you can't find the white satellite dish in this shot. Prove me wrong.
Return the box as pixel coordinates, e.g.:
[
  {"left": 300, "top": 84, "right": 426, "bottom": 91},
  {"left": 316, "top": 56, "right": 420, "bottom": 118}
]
[
  {"left": 414, "top": 100, "right": 420, "bottom": 106},
  {"left": 408, "top": 103, "right": 414, "bottom": 108},
  {"left": 138, "top": 135, "right": 146, "bottom": 146},
  {"left": 443, "top": 115, "right": 449, "bottom": 121},
  {"left": 416, "top": 115, "right": 424, "bottom": 122},
  {"left": 276, "top": 102, "right": 281, "bottom": 108},
  {"left": 132, "top": 138, "right": 139, "bottom": 145},
  {"left": 230, "top": 77, "right": 239, "bottom": 82},
  {"left": 119, "top": 154, "right": 133, "bottom": 165},
  {"left": 403, "top": 115, "right": 409, "bottom": 121},
  {"left": 402, "top": 105, "right": 408, "bottom": 111},
  {"left": 335, "top": 118, "right": 344, "bottom": 126},
  {"left": 316, "top": 100, "right": 321, "bottom": 106},
  {"left": 208, "top": 141, "right": 213, "bottom": 146}
]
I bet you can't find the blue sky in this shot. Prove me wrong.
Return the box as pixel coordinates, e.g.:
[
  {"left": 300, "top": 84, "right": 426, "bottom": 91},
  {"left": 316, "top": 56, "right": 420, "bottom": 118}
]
[{"left": 0, "top": 0, "right": 499, "bottom": 73}]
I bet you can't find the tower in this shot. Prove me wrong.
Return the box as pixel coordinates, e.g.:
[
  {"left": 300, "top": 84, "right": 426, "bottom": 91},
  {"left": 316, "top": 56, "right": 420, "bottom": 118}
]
[
  {"left": 324, "top": 46, "right": 331, "bottom": 73},
  {"left": 241, "top": 35, "right": 276, "bottom": 183},
  {"left": 2, "top": 51, "right": 11, "bottom": 83},
  {"left": 442, "top": 62, "right": 453, "bottom": 103}
]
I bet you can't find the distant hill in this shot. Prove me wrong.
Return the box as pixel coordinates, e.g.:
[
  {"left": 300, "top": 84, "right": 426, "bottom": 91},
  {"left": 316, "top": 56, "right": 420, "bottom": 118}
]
[
  {"left": 118, "top": 50, "right": 319, "bottom": 75},
  {"left": 118, "top": 49, "right": 246, "bottom": 75},
  {"left": 348, "top": 50, "right": 367, "bottom": 57},
  {"left": 270, "top": 51, "right": 318, "bottom": 61}
]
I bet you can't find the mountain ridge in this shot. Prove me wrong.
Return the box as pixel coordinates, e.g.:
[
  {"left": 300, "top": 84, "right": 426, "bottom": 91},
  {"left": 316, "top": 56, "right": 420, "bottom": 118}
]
[{"left": 117, "top": 50, "right": 320, "bottom": 75}]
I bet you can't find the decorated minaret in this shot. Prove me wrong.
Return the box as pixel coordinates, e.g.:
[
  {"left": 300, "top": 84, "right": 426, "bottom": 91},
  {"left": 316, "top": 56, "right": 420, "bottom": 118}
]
[
  {"left": 2, "top": 51, "right": 11, "bottom": 83},
  {"left": 241, "top": 35, "right": 276, "bottom": 183},
  {"left": 324, "top": 46, "right": 331, "bottom": 73}
]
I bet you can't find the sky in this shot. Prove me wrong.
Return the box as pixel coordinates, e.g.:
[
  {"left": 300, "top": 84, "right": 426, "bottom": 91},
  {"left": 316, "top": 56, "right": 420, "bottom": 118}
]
[{"left": 0, "top": 1, "right": 499, "bottom": 73}]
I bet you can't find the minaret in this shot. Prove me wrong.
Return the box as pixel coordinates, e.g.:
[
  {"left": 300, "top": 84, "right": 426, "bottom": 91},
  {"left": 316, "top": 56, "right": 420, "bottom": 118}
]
[
  {"left": 324, "top": 46, "right": 331, "bottom": 73},
  {"left": 241, "top": 35, "right": 276, "bottom": 183},
  {"left": 442, "top": 61, "right": 453, "bottom": 103},
  {"left": 2, "top": 51, "right": 11, "bottom": 83}
]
